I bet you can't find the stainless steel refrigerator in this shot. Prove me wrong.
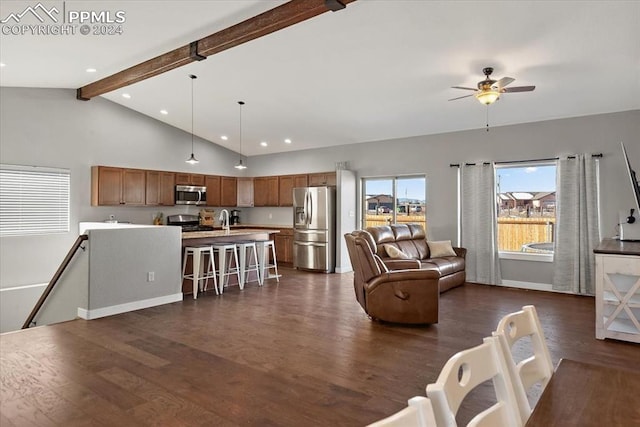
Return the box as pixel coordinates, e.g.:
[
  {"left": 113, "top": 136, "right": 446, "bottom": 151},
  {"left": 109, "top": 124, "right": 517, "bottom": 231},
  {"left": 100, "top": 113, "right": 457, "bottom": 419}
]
[{"left": 293, "top": 186, "right": 336, "bottom": 273}]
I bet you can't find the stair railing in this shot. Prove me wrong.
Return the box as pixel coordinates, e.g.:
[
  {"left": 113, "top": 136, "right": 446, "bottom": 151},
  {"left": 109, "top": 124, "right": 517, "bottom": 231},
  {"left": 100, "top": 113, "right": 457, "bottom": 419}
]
[{"left": 22, "top": 234, "right": 89, "bottom": 329}]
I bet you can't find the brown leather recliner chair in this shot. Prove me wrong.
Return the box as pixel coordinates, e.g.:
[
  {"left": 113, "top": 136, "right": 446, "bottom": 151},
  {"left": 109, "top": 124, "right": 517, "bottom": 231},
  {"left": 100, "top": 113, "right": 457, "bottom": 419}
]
[{"left": 344, "top": 230, "right": 441, "bottom": 324}]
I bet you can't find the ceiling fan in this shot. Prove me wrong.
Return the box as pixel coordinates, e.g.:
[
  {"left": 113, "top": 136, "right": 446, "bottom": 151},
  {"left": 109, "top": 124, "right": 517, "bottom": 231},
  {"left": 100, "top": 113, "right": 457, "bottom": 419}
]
[{"left": 449, "top": 67, "right": 535, "bottom": 105}]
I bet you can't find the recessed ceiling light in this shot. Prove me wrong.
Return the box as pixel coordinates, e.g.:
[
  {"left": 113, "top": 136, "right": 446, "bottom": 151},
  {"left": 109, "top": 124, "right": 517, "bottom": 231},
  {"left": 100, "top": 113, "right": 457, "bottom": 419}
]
[
  {"left": 86, "top": 68, "right": 97, "bottom": 73},
  {"left": 160, "top": 110, "right": 168, "bottom": 115},
  {"left": 122, "top": 93, "right": 131, "bottom": 99},
  {"left": 220, "top": 135, "right": 228, "bottom": 141},
  {"left": 284, "top": 138, "right": 292, "bottom": 144},
  {"left": 0, "top": 63, "right": 6, "bottom": 68},
  {"left": 260, "top": 141, "right": 268, "bottom": 147}
]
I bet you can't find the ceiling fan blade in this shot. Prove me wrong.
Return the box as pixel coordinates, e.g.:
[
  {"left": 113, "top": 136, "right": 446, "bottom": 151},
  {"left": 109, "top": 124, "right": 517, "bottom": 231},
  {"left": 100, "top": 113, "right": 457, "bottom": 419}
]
[
  {"left": 502, "top": 85, "right": 536, "bottom": 93},
  {"left": 493, "top": 77, "right": 515, "bottom": 89},
  {"left": 451, "top": 86, "right": 477, "bottom": 91},
  {"left": 448, "top": 94, "right": 475, "bottom": 101}
]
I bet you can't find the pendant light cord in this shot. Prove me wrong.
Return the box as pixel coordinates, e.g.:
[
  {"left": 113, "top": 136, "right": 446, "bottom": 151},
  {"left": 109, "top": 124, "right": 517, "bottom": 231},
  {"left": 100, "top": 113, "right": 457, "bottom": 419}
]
[
  {"left": 238, "top": 101, "right": 245, "bottom": 156},
  {"left": 191, "top": 75, "right": 196, "bottom": 151}
]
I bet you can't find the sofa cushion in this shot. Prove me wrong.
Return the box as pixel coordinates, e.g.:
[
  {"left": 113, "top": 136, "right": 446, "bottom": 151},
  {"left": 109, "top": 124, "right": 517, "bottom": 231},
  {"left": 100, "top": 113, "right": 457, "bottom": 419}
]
[
  {"left": 427, "top": 240, "right": 457, "bottom": 257},
  {"left": 384, "top": 244, "right": 410, "bottom": 259},
  {"left": 420, "top": 257, "right": 465, "bottom": 276}
]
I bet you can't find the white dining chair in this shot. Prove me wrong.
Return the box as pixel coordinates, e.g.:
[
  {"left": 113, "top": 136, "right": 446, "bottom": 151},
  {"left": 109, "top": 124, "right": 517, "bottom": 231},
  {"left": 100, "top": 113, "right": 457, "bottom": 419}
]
[
  {"left": 367, "top": 396, "right": 437, "bottom": 427},
  {"left": 426, "top": 335, "right": 522, "bottom": 427},
  {"left": 492, "top": 305, "right": 554, "bottom": 424}
]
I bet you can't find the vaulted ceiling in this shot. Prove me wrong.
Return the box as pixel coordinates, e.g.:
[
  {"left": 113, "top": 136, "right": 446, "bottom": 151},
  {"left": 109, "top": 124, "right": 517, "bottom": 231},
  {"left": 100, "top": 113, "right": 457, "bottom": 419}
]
[{"left": 1, "top": 1, "right": 638, "bottom": 156}]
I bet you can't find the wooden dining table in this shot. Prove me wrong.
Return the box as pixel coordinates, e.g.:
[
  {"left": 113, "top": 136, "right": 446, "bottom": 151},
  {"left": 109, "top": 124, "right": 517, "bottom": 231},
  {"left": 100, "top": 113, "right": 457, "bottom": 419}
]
[{"left": 525, "top": 358, "right": 640, "bottom": 426}]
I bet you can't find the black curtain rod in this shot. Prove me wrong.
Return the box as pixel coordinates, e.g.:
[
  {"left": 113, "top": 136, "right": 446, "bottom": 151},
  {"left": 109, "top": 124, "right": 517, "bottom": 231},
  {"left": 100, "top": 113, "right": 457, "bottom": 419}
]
[{"left": 449, "top": 153, "right": 603, "bottom": 168}]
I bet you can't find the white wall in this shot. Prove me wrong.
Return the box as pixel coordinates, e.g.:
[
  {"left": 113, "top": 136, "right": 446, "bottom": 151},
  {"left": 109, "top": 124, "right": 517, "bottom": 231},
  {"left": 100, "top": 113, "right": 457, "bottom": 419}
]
[
  {"left": 0, "top": 87, "right": 246, "bottom": 292},
  {"left": 1, "top": 86, "right": 638, "bottom": 294},
  {"left": 247, "top": 109, "right": 640, "bottom": 284}
]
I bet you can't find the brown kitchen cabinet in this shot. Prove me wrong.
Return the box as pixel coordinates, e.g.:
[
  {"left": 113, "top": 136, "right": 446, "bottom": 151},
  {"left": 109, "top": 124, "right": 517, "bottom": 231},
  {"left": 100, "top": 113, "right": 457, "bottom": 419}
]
[
  {"left": 92, "top": 166, "right": 146, "bottom": 206},
  {"left": 275, "top": 228, "right": 294, "bottom": 265},
  {"left": 205, "top": 175, "right": 221, "bottom": 206},
  {"left": 220, "top": 176, "right": 237, "bottom": 207},
  {"left": 175, "top": 173, "right": 205, "bottom": 186},
  {"left": 253, "top": 176, "right": 279, "bottom": 207},
  {"left": 237, "top": 177, "right": 254, "bottom": 207},
  {"left": 308, "top": 172, "right": 336, "bottom": 187},
  {"left": 145, "top": 171, "right": 175, "bottom": 206},
  {"left": 278, "top": 174, "right": 308, "bottom": 206}
]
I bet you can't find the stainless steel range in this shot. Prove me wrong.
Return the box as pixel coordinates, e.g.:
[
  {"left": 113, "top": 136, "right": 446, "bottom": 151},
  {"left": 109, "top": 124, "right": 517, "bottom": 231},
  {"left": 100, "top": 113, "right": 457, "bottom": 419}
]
[{"left": 166, "top": 214, "right": 214, "bottom": 232}]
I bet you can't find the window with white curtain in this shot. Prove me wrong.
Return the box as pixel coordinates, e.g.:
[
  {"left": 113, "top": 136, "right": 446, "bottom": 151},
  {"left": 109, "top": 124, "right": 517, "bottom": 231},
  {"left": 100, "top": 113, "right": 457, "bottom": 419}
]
[
  {"left": 495, "top": 162, "right": 556, "bottom": 261},
  {"left": 0, "top": 164, "right": 70, "bottom": 236}
]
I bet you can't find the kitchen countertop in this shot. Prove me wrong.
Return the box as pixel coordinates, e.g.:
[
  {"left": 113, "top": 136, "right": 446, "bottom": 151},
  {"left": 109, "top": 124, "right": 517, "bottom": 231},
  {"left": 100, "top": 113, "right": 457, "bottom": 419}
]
[{"left": 182, "top": 228, "right": 281, "bottom": 239}]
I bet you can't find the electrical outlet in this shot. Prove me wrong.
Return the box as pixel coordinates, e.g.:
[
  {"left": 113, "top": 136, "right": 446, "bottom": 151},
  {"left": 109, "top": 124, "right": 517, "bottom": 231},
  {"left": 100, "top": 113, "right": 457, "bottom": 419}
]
[
  {"left": 268, "top": 213, "right": 273, "bottom": 219},
  {"left": 147, "top": 271, "right": 155, "bottom": 282}
]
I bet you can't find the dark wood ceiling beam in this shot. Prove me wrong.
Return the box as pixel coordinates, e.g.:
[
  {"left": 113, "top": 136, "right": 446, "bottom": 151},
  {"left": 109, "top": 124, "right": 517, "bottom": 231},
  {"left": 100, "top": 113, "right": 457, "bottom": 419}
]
[{"left": 77, "top": 0, "right": 355, "bottom": 101}]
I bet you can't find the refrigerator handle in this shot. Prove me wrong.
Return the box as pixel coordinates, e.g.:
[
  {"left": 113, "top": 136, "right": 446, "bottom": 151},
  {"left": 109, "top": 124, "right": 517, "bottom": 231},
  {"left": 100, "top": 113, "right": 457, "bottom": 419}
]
[{"left": 307, "top": 190, "right": 313, "bottom": 225}]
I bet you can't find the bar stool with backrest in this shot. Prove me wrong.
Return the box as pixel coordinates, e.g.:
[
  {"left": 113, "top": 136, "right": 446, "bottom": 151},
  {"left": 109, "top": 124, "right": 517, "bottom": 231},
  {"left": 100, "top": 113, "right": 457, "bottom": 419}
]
[
  {"left": 182, "top": 245, "right": 217, "bottom": 299},
  {"left": 426, "top": 335, "right": 523, "bottom": 427},
  {"left": 212, "top": 242, "right": 240, "bottom": 294},
  {"left": 492, "top": 305, "right": 554, "bottom": 424},
  {"left": 235, "top": 240, "right": 262, "bottom": 289},
  {"left": 255, "top": 239, "right": 279, "bottom": 283}
]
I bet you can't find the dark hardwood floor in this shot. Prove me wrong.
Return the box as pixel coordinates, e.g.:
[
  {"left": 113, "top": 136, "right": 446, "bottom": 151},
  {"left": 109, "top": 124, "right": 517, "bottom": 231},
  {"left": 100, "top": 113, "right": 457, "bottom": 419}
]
[{"left": 1, "top": 268, "right": 639, "bottom": 426}]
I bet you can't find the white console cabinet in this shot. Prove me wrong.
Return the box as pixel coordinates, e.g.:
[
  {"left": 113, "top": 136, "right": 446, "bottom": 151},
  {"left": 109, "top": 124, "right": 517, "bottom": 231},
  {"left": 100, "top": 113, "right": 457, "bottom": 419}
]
[{"left": 594, "top": 240, "right": 640, "bottom": 343}]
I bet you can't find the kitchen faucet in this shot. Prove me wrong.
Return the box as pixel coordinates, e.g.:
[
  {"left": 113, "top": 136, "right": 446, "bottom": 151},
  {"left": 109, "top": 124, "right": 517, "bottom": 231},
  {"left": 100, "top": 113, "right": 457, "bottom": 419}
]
[{"left": 219, "top": 209, "right": 230, "bottom": 234}]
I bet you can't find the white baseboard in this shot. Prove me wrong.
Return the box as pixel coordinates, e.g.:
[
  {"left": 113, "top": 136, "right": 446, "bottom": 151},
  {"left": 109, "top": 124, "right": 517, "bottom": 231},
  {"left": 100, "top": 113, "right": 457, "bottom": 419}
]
[
  {"left": 77, "top": 293, "right": 183, "bottom": 320},
  {"left": 499, "top": 280, "right": 553, "bottom": 292}
]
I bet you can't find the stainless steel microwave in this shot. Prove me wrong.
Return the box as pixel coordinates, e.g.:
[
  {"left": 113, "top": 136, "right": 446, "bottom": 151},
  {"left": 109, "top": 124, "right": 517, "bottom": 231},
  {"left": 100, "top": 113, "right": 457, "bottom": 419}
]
[{"left": 175, "top": 185, "right": 207, "bottom": 205}]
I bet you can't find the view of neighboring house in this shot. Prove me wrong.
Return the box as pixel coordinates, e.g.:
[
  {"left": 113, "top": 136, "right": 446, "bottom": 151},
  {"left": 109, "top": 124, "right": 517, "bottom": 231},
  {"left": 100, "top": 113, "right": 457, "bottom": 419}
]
[{"left": 498, "top": 192, "right": 556, "bottom": 217}]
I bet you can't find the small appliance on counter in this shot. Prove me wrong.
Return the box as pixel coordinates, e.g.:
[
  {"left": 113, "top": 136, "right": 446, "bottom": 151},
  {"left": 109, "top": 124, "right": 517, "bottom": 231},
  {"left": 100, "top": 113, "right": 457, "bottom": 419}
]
[
  {"left": 230, "top": 209, "right": 241, "bottom": 225},
  {"left": 167, "top": 214, "right": 214, "bottom": 232}
]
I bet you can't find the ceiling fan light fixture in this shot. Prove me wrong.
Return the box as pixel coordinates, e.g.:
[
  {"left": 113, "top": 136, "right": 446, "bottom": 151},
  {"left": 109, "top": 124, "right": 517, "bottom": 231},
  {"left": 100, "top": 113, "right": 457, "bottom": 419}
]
[{"left": 476, "top": 90, "right": 500, "bottom": 105}]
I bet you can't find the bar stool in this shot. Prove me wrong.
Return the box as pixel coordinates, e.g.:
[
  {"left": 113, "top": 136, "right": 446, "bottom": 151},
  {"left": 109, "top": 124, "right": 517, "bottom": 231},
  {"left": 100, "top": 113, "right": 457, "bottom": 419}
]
[
  {"left": 235, "top": 240, "right": 262, "bottom": 289},
  {"left": 182, "top": 245, "right": 217, "bottom": 299},
  {"left": 255, "top": 240, "right": 279, "bottom": 283},
  {"left": 212, "top": 242, "right": 240, "bottom": 294}
]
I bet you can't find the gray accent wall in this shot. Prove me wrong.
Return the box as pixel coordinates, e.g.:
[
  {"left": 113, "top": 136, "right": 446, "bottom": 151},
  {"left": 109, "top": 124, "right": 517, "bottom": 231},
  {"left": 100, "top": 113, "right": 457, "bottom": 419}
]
[{"left": 1, "top": 86, "right": 639, "bottom": 299}]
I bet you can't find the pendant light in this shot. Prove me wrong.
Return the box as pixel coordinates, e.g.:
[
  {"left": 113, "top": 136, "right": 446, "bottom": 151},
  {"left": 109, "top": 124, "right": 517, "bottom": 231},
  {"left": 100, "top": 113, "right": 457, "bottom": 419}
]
[
  {"left": 234, "top": 100, "right": 247, "bottom": 170},
  {"left": 185, "top": 74, "right": 199, "bottom": 164}
]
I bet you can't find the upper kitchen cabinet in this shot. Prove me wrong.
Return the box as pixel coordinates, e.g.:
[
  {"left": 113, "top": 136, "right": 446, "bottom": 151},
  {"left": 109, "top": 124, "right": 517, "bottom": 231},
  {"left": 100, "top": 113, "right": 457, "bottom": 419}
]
[
  {"left": 220, "top": 176, "right": 237, "bottom": 207},
  {"left": 254, "top": 176, "right": 279, "bottom": 207},
  {"left": 278, "top": 174, "right": 308, "bottom": 206},
  {"left": 145, "top": 171, "right": 175, "bottom": 206},
  {"left": 92, "top": 166, "right": 146, "bottom": 206},
  {"left": 175, "top": 173, "right": 205, "bottom": 186},
  {"left": 308, "top": 172, "right": 336, "bottom": 187},
  {"left": 205, "top": 175, "right": 221, "bottom": 207},
  {"left": 237, "top": 177, "right": 254, "bottom": 207}
]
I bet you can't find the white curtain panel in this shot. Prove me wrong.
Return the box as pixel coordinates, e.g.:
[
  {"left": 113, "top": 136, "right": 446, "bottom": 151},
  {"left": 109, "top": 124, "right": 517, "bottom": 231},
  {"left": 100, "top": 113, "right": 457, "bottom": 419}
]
[
  {"left": 552, "top": 155, "right": 600, "bottom": 294},
  {"left": 461, "top": 163, "right": 502, "bottom": 285}
]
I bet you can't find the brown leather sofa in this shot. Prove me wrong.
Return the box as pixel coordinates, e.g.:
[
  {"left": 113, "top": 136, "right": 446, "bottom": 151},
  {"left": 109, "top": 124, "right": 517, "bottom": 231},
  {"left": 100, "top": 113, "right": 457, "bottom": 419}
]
[
  {"left": 366, "top": 224, "right": 466, "bottom": 293},
  {"left": 344, "top": 230, "right": 440, "bottom": 324}
]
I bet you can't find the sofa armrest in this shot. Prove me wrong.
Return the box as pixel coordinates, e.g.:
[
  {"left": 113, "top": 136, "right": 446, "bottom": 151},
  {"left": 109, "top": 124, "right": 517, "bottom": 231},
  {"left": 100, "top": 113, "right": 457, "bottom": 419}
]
[
  {"left": 367, "top": 268, "right": 441, "bottom": 292},
  {"left": 453, "top": 247, "right": 467, "bottom": 259},
  {"left": 382, "top": 258, "right": 421, "bottom": 270}
]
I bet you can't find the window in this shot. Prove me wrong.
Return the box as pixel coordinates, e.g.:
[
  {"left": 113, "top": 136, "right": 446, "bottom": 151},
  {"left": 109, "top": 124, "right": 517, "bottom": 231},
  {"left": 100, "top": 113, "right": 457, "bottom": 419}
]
[
  {"left": 362, "top": 175, "right": 426, "bottom": 229},
  {"left": 496, "top": 162, "right": 556, "bottom": 259},
  {"left": 0, "top": 164, "right": 70, "bottom": 236}
]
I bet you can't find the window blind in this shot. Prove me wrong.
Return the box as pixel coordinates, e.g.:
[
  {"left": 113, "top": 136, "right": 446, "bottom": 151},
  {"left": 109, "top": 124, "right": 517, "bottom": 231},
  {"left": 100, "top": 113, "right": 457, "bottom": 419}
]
[{"left": 0, "top": 164, "right": 70, "bottom": 236}]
